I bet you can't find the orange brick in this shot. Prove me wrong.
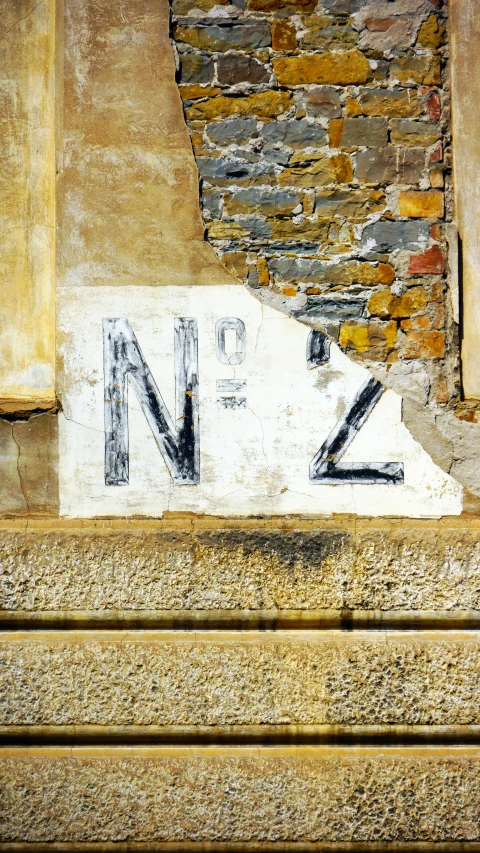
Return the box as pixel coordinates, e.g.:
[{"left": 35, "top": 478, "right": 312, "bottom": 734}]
[
  {"left": 257, "top": 257, "right": 270, "bottom": 287},
  {"left": 346, "top": 97, "right": 362, "bottom": 117},
  {"left": 436, "top": 378, "right": 449, "bottom": 404},
  {"left": 328, "top": 118, "right": 344, "bottom": 148},
  {"left": 271, "top": 19, "right": 297, "bottom": 51},
  {"left": 408, "top": 245, "right": 445, "bottom": 274},
  {"left": 404, "top": 330, "right": 445, "bottom": 358},
  {"left": 179, "top": 84, "right": 221, "bottom": 100},
  {"left": 398, "top": 191, "right": 444, "bottom": 219}
]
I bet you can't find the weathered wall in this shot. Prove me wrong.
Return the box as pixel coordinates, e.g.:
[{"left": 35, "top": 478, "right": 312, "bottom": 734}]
[
  {"left": 170, "top": 0, "right": 480, "bottom": 501},
  {"left": 0, "top": 0, "right": 56, "bottom": 409},
  {"left": 1, "top": 1, "right": 480, "bottom": 849},
  {"left": 174, "top": 0, "right": 451, "bottom": 390},
  {"left": 57, "top": 0, "right": 233, "bottom": 287}
]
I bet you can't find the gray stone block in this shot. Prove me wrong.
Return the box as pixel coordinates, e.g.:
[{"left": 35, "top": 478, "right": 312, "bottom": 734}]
[
  {"left": 305, "top": 85, "right": 342, "bottom": 119},
  {"left": 337, "top": 117, "right": 389, "bottom": 148},
  {"left": 324, "top": 0, "right": 364, "bottom": 11},
  {"left": 361, "top": 220, "right": 430, "bottom": 253},
  {"left": 298, "top": 295, "right": 366, "bottom": 321},
  {"left": 217, "top": 54, "right": 270, "bottom": 86},
  {"left": 356, "top": 147, "right": 425, "bottom": 184},
  {"left": 206, "top": 117, "right": 257, "bottom": 145},
  {"left": 180, "top": 53, "right": 214, "bottom": 85},
  {"left": 262, "top": 119, "right": 327, "bottom": 149},
  {"left": 196, "top": 156, "right": 274, "bottom": 183}
]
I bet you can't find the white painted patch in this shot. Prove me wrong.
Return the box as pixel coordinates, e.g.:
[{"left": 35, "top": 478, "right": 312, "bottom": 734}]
[{"left": 57, "top": 285, "right": 462, "bottom": 518}]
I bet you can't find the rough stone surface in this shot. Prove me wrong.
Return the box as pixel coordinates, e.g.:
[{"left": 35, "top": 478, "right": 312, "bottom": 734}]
[
  {"left": 2, "top": 524, "right": 480, "bottom": 615},
  {"left": 262, "top": 119, "right": 327, "bottom": 149},
  {"left": 216, "top": 53, "right": 270, "bottom": 85},
  {"left": 399, "top": 190, "right": 445, "bottom": 219},
  {"left": 361, "top": 220, "right": 430, "bottom": 253},
  {"left": 1, "top": 748, "right": 480, "bottom": 844},
  {"left": 206, "top": 117, "right": 258, "bottom": 145},
  {"left": 273, "top": 51, "right": 371, "bottom": 86},
  {"left": 175, "top": 21, "right": 271, "bottom": 52},
  {"left": 329, "top": 117, "right": 389, "bottom": 149},
  {"left": 359, "top": 87, "right": 422, "bottom": 118},
  {"left": 171, "top": 0, "right": 458, "bottom": 446},
  {"left": 1, "top": 632, "right": 480, "bottom": 727},
  {"left": 356, "top": 148, "right": 425, "bottom": 185}
]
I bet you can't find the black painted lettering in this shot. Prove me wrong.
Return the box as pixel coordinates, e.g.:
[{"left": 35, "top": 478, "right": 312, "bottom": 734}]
[
  {"left": 310, "top": 376, "right": 404, "bottom": 485},
  {"left": 103, "top": 318, "right": 199, "bottom": 486},
  {"left": 307, "top": 331, "right": 330, "bottom": 368},
  {"left": 216, "top": 318, "right": 246, "bottom": 365}
]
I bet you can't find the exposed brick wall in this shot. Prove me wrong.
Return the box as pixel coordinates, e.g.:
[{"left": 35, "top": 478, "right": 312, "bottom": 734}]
[{"left": 172, "top": 0, "right": 457, "bottom": 409}]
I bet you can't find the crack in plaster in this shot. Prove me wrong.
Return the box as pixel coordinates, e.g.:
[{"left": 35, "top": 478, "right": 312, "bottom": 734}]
[
  {"left": 0, "top": 1, "right": 44, "bottom": 45},
  {"left": 11, "top": 426, "right": 28, "bottom": 514}
]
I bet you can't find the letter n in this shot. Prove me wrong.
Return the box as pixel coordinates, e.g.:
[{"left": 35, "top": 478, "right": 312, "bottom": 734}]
[{"left": 103, "top": 318, "right": 199, "bottom": 486}]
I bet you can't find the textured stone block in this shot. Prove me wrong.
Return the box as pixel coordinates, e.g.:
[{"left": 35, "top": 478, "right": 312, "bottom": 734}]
[
  {"left": 329, "top": 117, "right": 389, "bottom": 148},
  {"left": 390, "top": 55, "right": 442, "bottom": 85},
  {"left": 208, "top": 217, "right": 272, "bottom": 241},
  {"left": 299, "top": 15, "right": 358, "bottom": 50},
  {"left": 361, "top": 220, "right": 430, "bottom": 253},
  {"left": 217, "top": 54, "right": 270, "bottom": 86},
  {"left": 405, "top": 329, "right": 445, "bottom": 359},
  {"left": 273, "top": 50, "right": 370, "bottom": 86},
  {"left": 174, "top": 21, "right": 271, "bottom": 52},
  {"left": 224, "top": 188, "right": 301, "bottom": 216},
  {"left": 4, "top": 523, "right": 480, "bottom": 620},
  {"left": 339, "top": 320, "right": 397, "bottom": 353},
  {"left": 186, "top": 91, "right": 291, "bottom": 121},
  {"left": 268, "top": 258, "right": 393, "bottom": 286},
  {"left": 271, "top": 19, "right": 297, "bottom": 51},
  {"left": 409, "top": 244, "right": 445, "bottom": 274},
  {"left": 201, "top": 190, "right": 223, "bottom": 219},
  {"left": 305, "top": 85, "right": 342, "bottom": 119},
  {"left": 262, "top": 119, "right": 327, "bottom": 149},
  {"left": 324, "top": 0, "right": 364, "bottom": 11},
  {"left": 206, "top": 117, "right": 258, "bottom": 145},
  {"left": 196, "top": 156, "right": 275, "bottom": 184},
  {"left": 390, "top": 119, "right": 442, "bottom": 147},
  {"left": 298, "top": 296, "right": 366, "bottom": 321},
  {"left": 356, "top": 147, "right": 425, "bottom": 184},
  {"left": 315, "top": 189, "right": 386, "bottom": 221},
  {"left": 359, "top": 87, "right": 422, "bottom": 117},
  {"left": 247, "top": 0, "right": 317, "bottom": 10},
  {"left": 278, "top": 153, "right": 353, "bottom": 187},
  {"left": 399, "top": 190, "right": 444, "bottom": 218},
  {"left": 180, "top": 53, "right": 214, "bottom": 85},
  {"left": 2, "top": 747, "right": 479, "bottom": 845},
  {"left": 417, "top": 13, "right": 445, "bottom": 49},
  {"left": 2, "top": 631, "right": 480, "bottom": 729},
  {"left": 368, "top": 287, "right": 428, "bottom": 320}
]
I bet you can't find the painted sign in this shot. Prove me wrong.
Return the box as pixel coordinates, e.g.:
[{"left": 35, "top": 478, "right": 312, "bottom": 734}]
[{"left": 58, "top": 285, "right": 462, "bottom": 518}]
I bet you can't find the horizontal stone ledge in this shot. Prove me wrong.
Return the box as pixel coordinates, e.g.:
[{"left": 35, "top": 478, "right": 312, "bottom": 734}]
[
  {"left": 1, "top": 747, "right": 479, "bottom": 847},
  {"left": 3, "top": 846, "right": 480, "bottom": 853},
  {"left": 2, "top": 609, "right": 480, "bottom": 629},
  {"left": 2, "top": 522, "right": 480, "bottom": 614},
  {"left": 2, "top": 631, "right": 480, "bottom": 728},
  {"left": 3, "top": 724, "right": 480, "bottom": 746}
]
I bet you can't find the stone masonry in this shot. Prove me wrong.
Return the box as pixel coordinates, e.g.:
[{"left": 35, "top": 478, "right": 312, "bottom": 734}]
[{"left": 172, "top": 0, "right": 456, "bottom": 412}]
